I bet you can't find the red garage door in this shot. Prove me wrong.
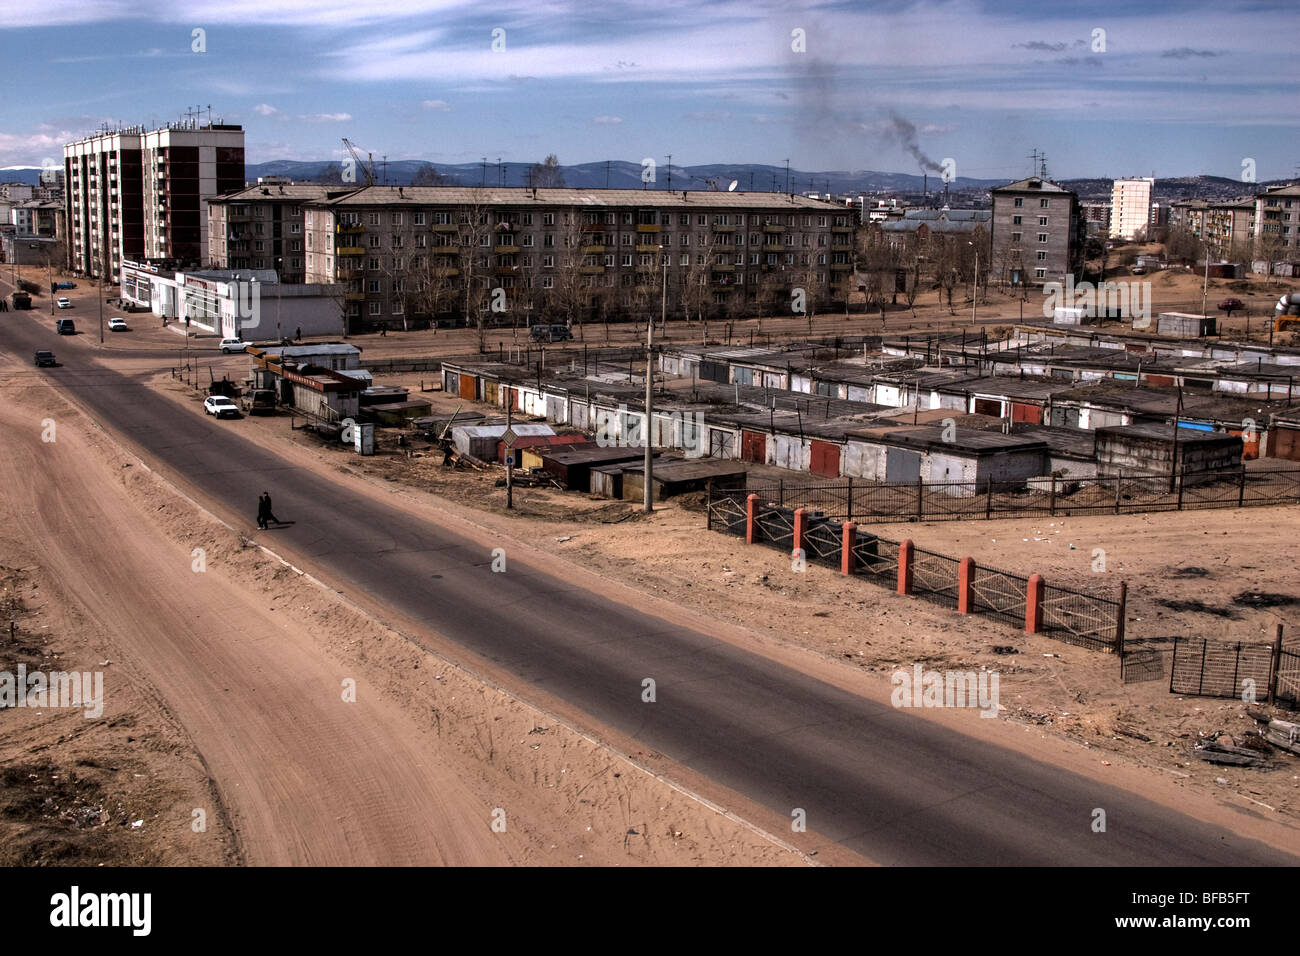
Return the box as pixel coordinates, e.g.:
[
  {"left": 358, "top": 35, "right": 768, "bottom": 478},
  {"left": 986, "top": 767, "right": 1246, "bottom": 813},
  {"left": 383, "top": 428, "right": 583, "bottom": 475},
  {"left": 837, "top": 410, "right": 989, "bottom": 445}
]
[
  {"left": 973, "top": 398, "right": 1001, "bottom": 417},
  {"left": 741, "top": 430, "right": 766, "bottom": 463},
  {"left": 1011, "top": 402, "right": 1042, "bottom": 424},
  {"left": 810, "top": 440, "right": 840, "bottom": 478},
  {"left": 458, "top": 374, "right": 476, "bottom": 401}
]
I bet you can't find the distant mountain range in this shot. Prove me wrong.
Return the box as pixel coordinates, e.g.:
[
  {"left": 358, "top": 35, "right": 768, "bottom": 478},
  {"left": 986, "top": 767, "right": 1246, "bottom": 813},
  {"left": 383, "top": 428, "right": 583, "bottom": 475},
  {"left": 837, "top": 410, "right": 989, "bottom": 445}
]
[{"left": 2, "top": 161, "right": 1287, "bottom": 202}]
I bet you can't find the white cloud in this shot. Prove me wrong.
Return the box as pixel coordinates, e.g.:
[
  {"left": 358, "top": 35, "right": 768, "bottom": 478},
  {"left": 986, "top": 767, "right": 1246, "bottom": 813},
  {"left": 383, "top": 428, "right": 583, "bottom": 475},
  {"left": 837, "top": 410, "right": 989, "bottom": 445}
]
[
  {"left": 422, "top": 99, "right": 452, "bottom": 111},
  {"left": 302, "top": 112, "right": 353, "bottom": 122},
  {"left": 592, "top": 115, "right": 622, "bottom": 125},
  {"left": 253, "top": 103, "right": 280, "bottom": 116}
]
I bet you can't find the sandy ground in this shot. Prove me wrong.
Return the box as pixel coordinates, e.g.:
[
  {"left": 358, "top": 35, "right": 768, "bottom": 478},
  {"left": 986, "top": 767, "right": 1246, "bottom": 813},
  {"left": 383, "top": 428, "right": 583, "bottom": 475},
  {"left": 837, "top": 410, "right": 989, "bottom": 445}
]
[{"left": 0, "top": 349, "right": 804, "bottom": 866}]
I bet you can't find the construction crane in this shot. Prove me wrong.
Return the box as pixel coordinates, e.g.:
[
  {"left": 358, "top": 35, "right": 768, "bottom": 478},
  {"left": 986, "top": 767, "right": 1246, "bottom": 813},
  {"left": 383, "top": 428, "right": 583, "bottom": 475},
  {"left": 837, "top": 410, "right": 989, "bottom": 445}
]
[
  {"left": 341, "top": 138, "right": 376, "bottom": 187},
  {"left": 1275, "top": 293, "right": 1300, "bottom": 334}
]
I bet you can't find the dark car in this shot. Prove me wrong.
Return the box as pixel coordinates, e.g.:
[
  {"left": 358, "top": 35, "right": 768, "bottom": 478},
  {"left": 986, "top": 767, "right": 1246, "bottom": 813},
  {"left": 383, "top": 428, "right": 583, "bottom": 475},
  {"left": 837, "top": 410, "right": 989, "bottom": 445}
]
[
  {"left": 55, "top": 318, "right": 75, "bottom": 335},
  {"left": 1218, "top": 298, "right": 1244, "bottom": 316},
  {"left": 529, "top": 323, "right": 574, "bottom": 343},
  {"left": 34, "top": 350, "right": 56, "bottom": 367}
]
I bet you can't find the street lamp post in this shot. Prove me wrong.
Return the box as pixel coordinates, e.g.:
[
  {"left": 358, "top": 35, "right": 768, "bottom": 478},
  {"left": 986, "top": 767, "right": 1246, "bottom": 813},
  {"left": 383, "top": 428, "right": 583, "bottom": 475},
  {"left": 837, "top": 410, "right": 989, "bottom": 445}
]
[
  {"left": 968, "top": 241, "right": 978, "bottom": 325},
  {"left": 644, "top": 246, "right": 665, "bottom": 513}
]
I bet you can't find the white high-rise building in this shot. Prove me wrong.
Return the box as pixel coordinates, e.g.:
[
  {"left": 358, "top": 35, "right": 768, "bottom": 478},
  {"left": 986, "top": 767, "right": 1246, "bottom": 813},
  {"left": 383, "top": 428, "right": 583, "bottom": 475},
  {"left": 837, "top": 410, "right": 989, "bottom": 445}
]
[{"left": 1110, "top": 177, "right": 1155, "bottom": 241}]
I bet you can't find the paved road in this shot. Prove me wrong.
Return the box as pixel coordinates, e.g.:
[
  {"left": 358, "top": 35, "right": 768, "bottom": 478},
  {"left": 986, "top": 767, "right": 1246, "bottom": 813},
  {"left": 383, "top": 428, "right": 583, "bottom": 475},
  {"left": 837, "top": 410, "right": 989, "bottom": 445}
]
[{"left": 6, "top": 313, "right": 1297, "bottom": 865}]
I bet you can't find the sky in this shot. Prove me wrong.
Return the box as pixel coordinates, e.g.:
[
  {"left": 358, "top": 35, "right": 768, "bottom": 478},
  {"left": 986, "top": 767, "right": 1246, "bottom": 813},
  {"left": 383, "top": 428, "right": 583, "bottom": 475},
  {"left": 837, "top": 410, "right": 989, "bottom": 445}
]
[{"left": 0, "top": 0, "right": 1296, "bottom": 183}]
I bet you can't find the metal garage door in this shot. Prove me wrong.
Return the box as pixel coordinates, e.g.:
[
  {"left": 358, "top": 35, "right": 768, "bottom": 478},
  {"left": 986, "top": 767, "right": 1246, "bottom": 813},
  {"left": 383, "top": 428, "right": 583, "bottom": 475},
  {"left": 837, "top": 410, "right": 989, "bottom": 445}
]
[
  {"left": 885, "top": 447, "right": 921, "bottom": 483},
  {"left": 741, "top": 430, "right": 766, "bottom": 463},
  {"left": 810, "top": 440, "right": 840, "bottom": 478}
]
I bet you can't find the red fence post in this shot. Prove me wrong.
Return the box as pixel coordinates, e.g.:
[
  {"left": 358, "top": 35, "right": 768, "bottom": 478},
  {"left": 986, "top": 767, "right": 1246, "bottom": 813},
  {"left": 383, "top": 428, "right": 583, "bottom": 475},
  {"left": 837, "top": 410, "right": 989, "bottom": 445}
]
[
  {"left": 746, "top": 493, "right": 758, "bottom": 544},
  {"left": 841, "top": 522, "right": 856, "bottom": 575},
  {"left": 898, "top": 539, "right": 914, "bottom": 595},
  {"left": 792, "top": 507, "right": 807, "bottom": 558},
  {"left": 958, "top": 557, "right": 975, "bottom": 614},
  {"left": 1026, "top": 573, "right": 1045, "bottom": 634}
]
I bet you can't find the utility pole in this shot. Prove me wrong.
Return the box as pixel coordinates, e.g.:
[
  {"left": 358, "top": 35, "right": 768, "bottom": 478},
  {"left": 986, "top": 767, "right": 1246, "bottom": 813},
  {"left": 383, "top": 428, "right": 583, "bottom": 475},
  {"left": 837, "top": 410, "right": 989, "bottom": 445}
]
[
  {"left": 971, "top": 244, "right": 979, "bottom": 326},
  {"left": 505, "top": 386, "right": 514, "bottom": 510},
  {"left": 644, "top": 248, "right": 663, "bottom": 513},
  {"left": 784, "top": 158, "right": 790, "bottom": 195}
]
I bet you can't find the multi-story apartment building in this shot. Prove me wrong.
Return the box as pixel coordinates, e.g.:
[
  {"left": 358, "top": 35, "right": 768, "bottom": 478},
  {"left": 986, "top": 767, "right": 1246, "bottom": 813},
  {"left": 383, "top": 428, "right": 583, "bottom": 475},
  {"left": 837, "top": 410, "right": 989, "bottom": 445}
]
[
  {"left": 1080, "top": 201, "right": 1111, "bottom": 236},
  {"left": 1255, "top": 184, "right": 1300, "bottom": 258},
  {"left": 1109, "top": 177, "right": 1155, "bottom": 240},
  {"left": 64, "top": 122, "right": 244, "bottom": 280},
  {"left": 1169, "top": 198, "right": 1256, "bottom": 255},
  {"left": 207, "top": 180, "right": 335, "bottom": 283},
  {"left": 289, "top": 186, "right": 846, "bottom": 331},
  {"left": 11, "top": 200, "right": 60, "bottom": 237},
  {"left": 990, "top": 177, "right": 1084, "bottom": 286},
  {"left": 0, "top": 183, "right": 34, "bottom": 202}
]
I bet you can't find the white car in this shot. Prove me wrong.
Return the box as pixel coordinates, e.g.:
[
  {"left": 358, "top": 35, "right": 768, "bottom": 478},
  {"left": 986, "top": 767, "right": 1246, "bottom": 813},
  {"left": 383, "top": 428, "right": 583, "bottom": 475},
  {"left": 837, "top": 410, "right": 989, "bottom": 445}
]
[
  {"left": 56, "top": 297, "right": 72, "bottom": 309},
  {"left": 203, "top": 395, "right": 240, "bottom": 419},
  {"left": 219, "top": 338, "right": 247, "bottom": 354},
  {"left": 107, "top": 317, "right": 130, "bottom": 331}
]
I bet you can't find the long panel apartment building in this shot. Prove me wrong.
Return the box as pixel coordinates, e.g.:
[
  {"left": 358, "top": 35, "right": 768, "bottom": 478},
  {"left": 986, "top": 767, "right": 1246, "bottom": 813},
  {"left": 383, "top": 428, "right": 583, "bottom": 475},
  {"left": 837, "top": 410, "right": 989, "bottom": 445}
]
[
  {"left": 209, "top": 185, "right": 850, "bottom": 332},
  {"left": 64, "top": 122, "right": 244, "bottom": 279}
]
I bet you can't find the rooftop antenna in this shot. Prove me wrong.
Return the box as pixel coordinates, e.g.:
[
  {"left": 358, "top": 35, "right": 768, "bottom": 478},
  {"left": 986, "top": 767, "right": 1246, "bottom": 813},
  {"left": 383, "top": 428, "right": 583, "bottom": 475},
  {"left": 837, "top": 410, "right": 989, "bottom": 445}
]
[
  {"left": 666, "top": 154, "right": 672, "bottom": 191},
  {"left": 497, "top": 157, "right": 502, "bottom": 187},
  {"left": 605, "top": 160, "right": 610, "bottom": 188},
  {"left": 784, "top": 158, "right": 790, "bottom": 195},
  {"left": 1029, "top": 148, "right": 1041, "bottom": 178}
]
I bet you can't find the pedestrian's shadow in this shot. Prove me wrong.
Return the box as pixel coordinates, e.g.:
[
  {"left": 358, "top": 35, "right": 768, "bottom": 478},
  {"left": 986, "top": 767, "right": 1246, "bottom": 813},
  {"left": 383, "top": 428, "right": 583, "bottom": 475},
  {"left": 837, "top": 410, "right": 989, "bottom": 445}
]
[{"left": 268, "top": 520, "right": 295, "bottom": 529}]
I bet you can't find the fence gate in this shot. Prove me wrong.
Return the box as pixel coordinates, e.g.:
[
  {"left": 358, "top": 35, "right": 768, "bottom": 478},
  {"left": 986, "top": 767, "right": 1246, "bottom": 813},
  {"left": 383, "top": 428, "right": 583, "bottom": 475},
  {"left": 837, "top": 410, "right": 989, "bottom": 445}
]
[
  {"left": 1276, "top": 646, "right": 1300, "bottom": 708},
  {"left": 1169, "top": 638, "right": 1274, "bottom": 700}
]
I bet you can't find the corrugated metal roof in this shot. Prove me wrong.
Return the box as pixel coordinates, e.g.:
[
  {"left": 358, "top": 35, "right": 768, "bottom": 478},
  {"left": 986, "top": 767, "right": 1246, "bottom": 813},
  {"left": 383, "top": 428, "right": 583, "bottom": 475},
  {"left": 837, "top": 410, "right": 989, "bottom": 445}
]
[{"left": 452, "top": 423, "right": 555, "bottom": 439}]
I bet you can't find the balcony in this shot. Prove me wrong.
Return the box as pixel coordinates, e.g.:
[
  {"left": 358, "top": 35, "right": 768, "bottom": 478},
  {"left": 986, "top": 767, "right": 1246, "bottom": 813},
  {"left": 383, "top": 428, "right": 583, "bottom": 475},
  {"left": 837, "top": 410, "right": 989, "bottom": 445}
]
[
  {"left": 581, "top": 245, "right": 605, "bottom": 255},
  {"left": 431, "top": 222, "right": 458, "bottom": 232},
  {"left": 335, "top": 267, "right": 361, "bottom": 280},
  {"left": 831, "top": 262, "right": 853, "bottom": 271},
  {"left": 345, "top": 292, "right": 365, "bottom": 301},
  {"left": 636, "top": 223, "right": 660, "bottom": 233},
  {"left": 582, "top": 222, "right": 603, "bottom": 232},
  {"left": 580, "top": 265, "right": 605, "bottom": 275},
  {"left": 495, "top": 244, "right": 520, "bottom": 254},
  {"left": 335, "top": 223, "right": 366, "bottom": 234},
  {"left": 763, "top": 224, "right": 785, "bottom": 233},
  {"left": 712, "top": 263, "right": 735, "bottom": 272},
  {"left": 336, "top": 246, "right": 365, "bottom": 256},
  {"left": 494, "top": 266, "right": 520, "bottom": 276},
  {"left": 832, "top": 225, "right": 854, "bottom": 234},
  {"left": 711, "top": 223, "right": 735, "bottom": 232},
  {"left": 635, "top": 243, "right": 662, "bottom": 253},
  {"left": 762, "top": 241, "right": 784, "bottom": 251}
]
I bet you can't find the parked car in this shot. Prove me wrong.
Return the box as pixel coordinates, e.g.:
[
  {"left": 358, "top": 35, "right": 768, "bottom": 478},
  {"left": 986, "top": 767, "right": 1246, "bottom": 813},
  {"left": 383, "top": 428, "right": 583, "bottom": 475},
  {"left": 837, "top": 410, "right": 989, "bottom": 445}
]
[
  {"left": 56, "top": 297, "right": 72, "bottom": 309},
  {"left": 529, "top": 323, "right": 574, "bottom": 343},
  {"left": 33, "top": 349, "right": 56, "bottom": 367},
  {"left": 240, "top": 388, "right": 276, "bottom": 415},
  {"left": 203, "top": 395, "right": 241, "bottom": 419},
  {"left": 107, "top": 317, "right": 130, "bottom": 331},
  {"left": 219, "top": 338, "right": 247, "bottom": 354},
  {"left": 55, "top": 318, "right": 75, "bottom": 335},
  {"left": 1218, "top": 298, "right": 1244, "bottom": 317}
]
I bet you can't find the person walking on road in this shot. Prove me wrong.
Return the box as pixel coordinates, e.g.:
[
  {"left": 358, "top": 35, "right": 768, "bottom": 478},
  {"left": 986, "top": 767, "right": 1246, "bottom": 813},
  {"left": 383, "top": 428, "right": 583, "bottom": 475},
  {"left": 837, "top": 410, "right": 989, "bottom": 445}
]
[
  {"left": 256, "top": 493, "right": 271, "bottom": 529},
  {"left": 261, "top": 491, "right": 281, "bottom": 526}
]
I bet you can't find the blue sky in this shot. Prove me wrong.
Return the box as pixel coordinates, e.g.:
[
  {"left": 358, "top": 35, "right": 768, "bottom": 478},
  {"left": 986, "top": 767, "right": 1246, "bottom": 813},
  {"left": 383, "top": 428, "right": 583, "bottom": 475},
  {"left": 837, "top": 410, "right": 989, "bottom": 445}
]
[{"left": 1, "top": 0, "right": 1296, "bottom": 182}]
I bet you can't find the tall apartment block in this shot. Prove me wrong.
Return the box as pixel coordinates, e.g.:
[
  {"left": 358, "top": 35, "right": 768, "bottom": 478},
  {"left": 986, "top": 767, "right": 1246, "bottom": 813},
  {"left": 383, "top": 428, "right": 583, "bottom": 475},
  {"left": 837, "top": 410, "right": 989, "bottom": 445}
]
[
  {"left": 64, "top": 122, "right": 244, "bottom": 280},
  {"left": 1109, "top": 177, "right": 1154, "bottom": 241},
  {"left": 990, "top": 177, "right": 1084, "bottom": 286}
]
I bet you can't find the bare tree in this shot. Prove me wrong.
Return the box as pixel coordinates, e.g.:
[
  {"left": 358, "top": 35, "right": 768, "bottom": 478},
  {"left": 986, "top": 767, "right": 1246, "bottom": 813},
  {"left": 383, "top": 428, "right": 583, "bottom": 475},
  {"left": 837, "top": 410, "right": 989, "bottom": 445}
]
[
  {"left": 411, "top": 164, "right": 446, "bottom": 187},
  {"left": 529, "top": 154, "right": 566, "bottom": 188},
  {"left": 455, "top": 188, "right": 493, "bottom": 349}
]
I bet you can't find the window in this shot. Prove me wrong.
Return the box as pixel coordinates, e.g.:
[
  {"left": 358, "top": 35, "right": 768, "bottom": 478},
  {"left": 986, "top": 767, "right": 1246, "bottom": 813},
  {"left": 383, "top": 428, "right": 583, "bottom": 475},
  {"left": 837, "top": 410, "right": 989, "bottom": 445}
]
[
  {"left": 478, "top": 235, "right": 490, "bottom": 247},
  {"left": 1035, "top": 268, "right": 1046, "bottom": 278},
  {"left": 1040, "top": 198, "right": 1049, "bottom": 208},
  {"left": 542, "top": 255, "right": 554, "bottom": 268},
  {"left": 1038, "top": 233, "right": 1048, "bottom": 243},
  {"left": 391, "top": 213, "right": 403, "bottom": 225},
  {"left": 434, "top": 212, "right": 452, "bottom": 225},
  {"left": 680, "top": 254, "right": 690, "bottom": 266},
  {"left": 254, "top": 241, "right": 264, "bottom": 252},
  {"left": 751, "top": 233, "right": 760, "bottom": 244},
  {"left": 1038, "top": 217, "right": 1048, "bottom": 226},
  {"left": 542, "top": 276, "right": 554, "bottom": 289},
  {"left": 393, "top": 300, "right": 404, "bottom": 313},
  {"left": 368, "top": 257, "right": 380, "bottom": 270},
  {"left": 1014, "top": 198, "right": 1023, "bottom": 207},
  {"left": 291, "top": 239, "right": 302, "bottom": 252},
  {"left": 622, "top": 234, "right": 633, "bottom": 246},
  {"left": 1011, "top": 232, "right": 1021, "bottom": 242},
  {"left": 1036, "top": 251, "right": 1047, "bottom": 260},
  {"left": 368, "top": 212, "right": 380, "bottom": 225},
  {"left": 522, "top": 234, "right": 533, "bottom": 247},
  {"left": 367, "top": 279, "right": 381, "bottom": 292},
  {"left": 679, "top": 214, "right": 689, "bottom": 225},
  {"left": 542, "top": 213, "right": 554, "bottom": 225},
  {"left": 639, "top": 254, "right": 651, "bottom": 265},
  {"left": 818, "top": 216, "right": 827, "bottom": 226},
  {"left": 750, "top": 253, "right": 759, "bottom": 265},
  {"left": 369, "top": 235, "right": 381, "bottom": 247},
  {"left": 1012, "top": 215, "right": 1022, "bottom": 225},
  {"left": 415, "top": 234, "right": 426, "bottom": 248},
  {"left": 697, "top": 215, "right": 707, "bottom": 225},
  {"left": 290, "top": 223, "right": 301, "bottom": 234},
  {"left": 604, "top": 254, "right": 614, "bottom": 266},
  {"left": 392, "top": 234, "right": 403, "bottom": 248},
  {"left": 521, "top": 213, "right": 532, "bottom": 225},
  {"left": 622, "top": 254, "right": 633, "bottom": 266},
  {"left": 784, "top": 253, "right": 794, "bottom": 265},
  {"left": 817, "top": 253, "right": 826, "bottom": 265},
  {"left": 622, "top": 212, "right": 634, "bottom": 224},
  {"left": 369, "top": 301, "right": 381, "bottom": 315},
  {"left": 734, "top": 253, "right": 743, "bottom": 265},
  {"left": 413, "top": 212, "right": 425, "bottom": 226}
]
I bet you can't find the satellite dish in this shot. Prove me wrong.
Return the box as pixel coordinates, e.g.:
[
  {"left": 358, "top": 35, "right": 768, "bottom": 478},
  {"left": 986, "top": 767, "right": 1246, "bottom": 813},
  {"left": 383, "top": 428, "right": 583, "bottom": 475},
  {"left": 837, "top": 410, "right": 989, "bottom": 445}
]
[{"left": 728, "top": 180, "right": 738, "bottom": 191}]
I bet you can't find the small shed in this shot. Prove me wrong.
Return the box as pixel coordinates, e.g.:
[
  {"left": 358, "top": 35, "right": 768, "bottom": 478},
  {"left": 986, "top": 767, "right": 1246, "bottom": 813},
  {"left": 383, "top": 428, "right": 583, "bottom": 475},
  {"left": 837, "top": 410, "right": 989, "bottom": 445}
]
[
  {"left": 1157, "top": 312, "right": 1216, "bottom": 338},
  {"left": 539, "top": 445, "right": 657, "bottom": 492},
  {"left": 1094, "top": 423, "right": 1242, "bottom": 484},
  {"left": 619, "top": 458, "right": 748, "bottom": 503},
  {"left": 452, "top": 422, "right": 554, "bottom": 459},
  {"left": 368, "top": 398, "right": 434, "bottom": 426}
]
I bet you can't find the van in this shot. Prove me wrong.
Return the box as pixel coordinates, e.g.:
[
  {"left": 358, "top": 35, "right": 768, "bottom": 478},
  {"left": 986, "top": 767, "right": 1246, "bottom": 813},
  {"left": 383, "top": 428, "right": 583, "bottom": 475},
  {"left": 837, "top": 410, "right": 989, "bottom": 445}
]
[
  {"left": 529, "top": 323, "right": 574, "bottom": 343},
  {"left": 56, "top": 318, "right": 76, "bottom": 335}
]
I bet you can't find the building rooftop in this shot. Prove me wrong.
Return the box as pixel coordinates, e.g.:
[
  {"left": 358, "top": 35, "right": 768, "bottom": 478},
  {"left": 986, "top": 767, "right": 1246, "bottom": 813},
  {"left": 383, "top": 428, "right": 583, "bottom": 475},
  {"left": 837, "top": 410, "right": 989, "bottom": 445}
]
[{"left": 311, "top": 185, "right": 844, "bottom": 210}]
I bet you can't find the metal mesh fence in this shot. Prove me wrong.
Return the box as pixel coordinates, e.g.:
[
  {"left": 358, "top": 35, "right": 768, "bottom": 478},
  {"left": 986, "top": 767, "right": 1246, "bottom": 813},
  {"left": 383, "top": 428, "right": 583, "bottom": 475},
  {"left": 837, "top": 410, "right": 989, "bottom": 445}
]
[
  {"left": 1039, "top": 582, "right": 1121, "bottom": 651},
  {"left": 1169, "top": 638, "right": 1274, "bottom": 699},
  {"left": 706, "top": 490, "right": 748, "bottom": 537},
  {"left": 909, "top": 546, "right": 959, "bottom": 610},
  {"left": 969, "top": 566, "right": 1029, "bottom": 627},
  {"left": 740, "top": 468, "right": 1300, "bottom": 525}
]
